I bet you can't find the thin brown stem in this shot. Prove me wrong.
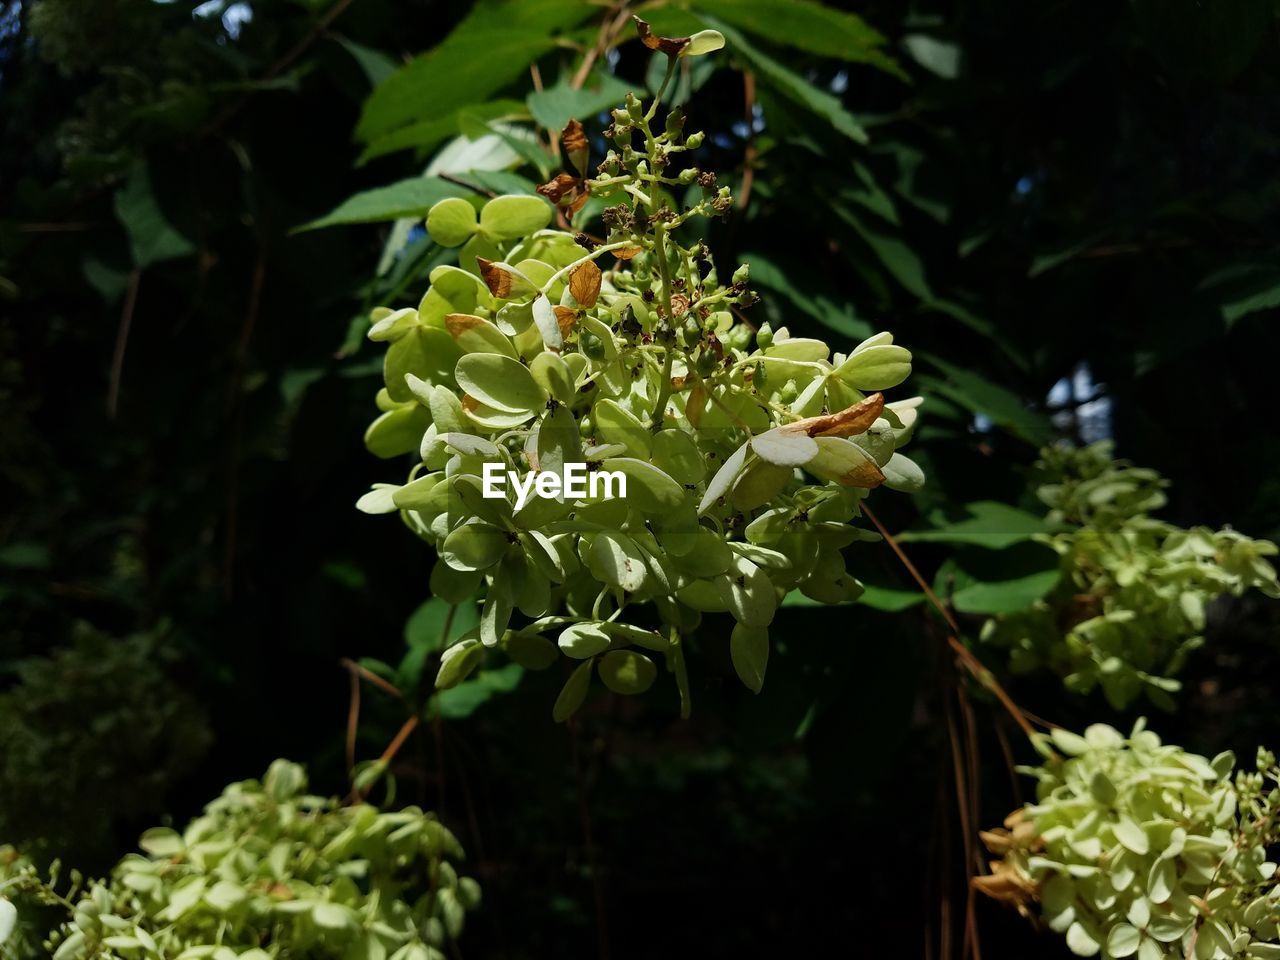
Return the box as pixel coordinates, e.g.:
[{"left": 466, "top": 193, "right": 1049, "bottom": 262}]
[
  {"left": 346, "top": 667, "right": 361, "bottom": 773},
  {"left": 107, "top": 269, "right": 141, "bottom": 419},
  {"left": 438, "top": 172, "right": 497, "bottom": 198},
  {"left": 860, "top": 503, "right": 1040, "bottom": 740},
  {"left": 571, "top": 3, "right": 632, "bottom": 90},
  {"left": 340, "top": 657, "right": 404, "bottom": 699},
  {"left": 737, "top": 71, "right": 757, "bottom": 210}
]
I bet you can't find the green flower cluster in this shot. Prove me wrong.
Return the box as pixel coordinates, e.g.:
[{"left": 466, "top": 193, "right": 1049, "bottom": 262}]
[
  {"left": 357, "top": 60, "right": 922, "bottom": 717},
  {"left": 976, "top": 721, "right": 1280, "bottom": 960},
  {"left": 981, "top": 442, "right": 1279, "bottom": 708},
  {"left": 0, "top": 762, "right": 477, "bottom": 960}
]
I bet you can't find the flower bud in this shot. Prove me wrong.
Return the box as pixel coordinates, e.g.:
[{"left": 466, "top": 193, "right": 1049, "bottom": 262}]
[
  {"left": 685, "top": 132, "right": 705, "bottom": 149},
  {"left": 755, "top": 321, "right": 773, "bottom": 350}
]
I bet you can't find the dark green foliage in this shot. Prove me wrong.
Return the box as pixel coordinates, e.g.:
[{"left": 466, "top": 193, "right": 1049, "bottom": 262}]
[
  {"left": 3, "top": 0, "right": 1280, "bottom": 957},
  {"left": 0, "top": 625, "right": 209, "bottom": 863}
]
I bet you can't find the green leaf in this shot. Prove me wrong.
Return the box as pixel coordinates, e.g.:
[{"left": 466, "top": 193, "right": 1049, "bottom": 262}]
[
  {"left": 900, "top": 501, "right": 1048, "bottom": 549},
  {"left": 598, "top": 649, "right": 658, "bottom": 694},
  {"left": 1198, "top": 262, "right": 1280, "bottom": 326},
  {"left": 437, "top": 662, "right": 523, "bottom": 717},
  {"left": 406, "top": 599, "right": 475, "bottom": 655},
  {"left": 916, "top": 354, "right": 1055, "bottom": 445},
  {"left": 552, "top": 658, "right": 594, "bottom": 722},
  {"left": 426, "top": 197, "right": 479, "bottom": 246},
  {"left": 526, "top": 71, "right": 634, "bottom": 132},
  {"left": 454, "top": 353, "right": 545, "bottom": 413},
  {"left": 702, "top": 16, "right": 868, "bottom": 144},
  {"left": 335, "top": 36, "right": 398, "bottom": 87},
  {"left": 356, "top": 0, "right": 595, "bottom": 145},
  {"left": 729, "top": 622, "right": 768, "bottom": 693},
  {"left": 298, "top": 177, "right": 471, "bottom": 232},
  {"left": 834, "top": 205, "right": 931, "bottom": 298},
  {"left": 694, "top": 0, "right": 904, "bottom": 78},
  {"left": 479, "top": 194, "right": 553, "bottom": 241},
  {"left": 114, "top": 163, "right": 195, "bottom": 268},
  {"left": 856, "top": 585, "right": 925, "bottom": 611},
  {"left": 951, "top": 570, "right": 1059, "bottom": 614},
  {"left": 745, "top": 251, "right": 871, "bottom": 340},
  {"left": 359, "top": 100, "right": 528, "bottom": 164}
]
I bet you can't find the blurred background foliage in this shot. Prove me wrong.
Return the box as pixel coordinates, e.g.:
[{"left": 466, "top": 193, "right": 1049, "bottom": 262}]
[{"left": 1, "top": 0, "right": 1279, "bottom": 956}]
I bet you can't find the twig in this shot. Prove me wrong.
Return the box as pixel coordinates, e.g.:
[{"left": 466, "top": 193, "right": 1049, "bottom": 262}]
[
  {"left": 106, "top": 269, "right": 141, "bottom": 419},
  {"left": 737, "top": 71, "right": 757, "bottom": 210},
  {"left": 570, "top": 3, "right": 633, "bottom": 90},
  {"left": 944, "top": 693, "right": 975, "bottom": 960},
  {"left": 195, "top": 0, "right": 358, "bottom": 141},
  {"left": 346, "top": 666, "right": 361, "bottom": 772},
  {"left": 438, "top": 172, "right": 498, "bottom": 198},
  {"left": 340, "top": 657, "right": 404, "bottom": 699},
  {"left": 860, "top": 503, "right": 1040, "bottom": 740}
]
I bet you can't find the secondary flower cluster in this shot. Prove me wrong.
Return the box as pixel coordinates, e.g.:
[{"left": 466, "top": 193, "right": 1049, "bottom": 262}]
[
  {"left": 358, "top": 79, "right": 923, "bottom": 718},
  {"left": 976, "top": 722, "right": 1280, "bottom": 960},
  {"left": 1, "top": 761, "right": 477, "bottom": 960},
  {"left": 980, "top": 442, "right": 1279, "bottom": 708}
]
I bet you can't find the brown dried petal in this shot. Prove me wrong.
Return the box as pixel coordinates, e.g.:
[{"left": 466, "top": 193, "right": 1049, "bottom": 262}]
[
  {"left": 670, "top": 293, "right": 690, "bottom": 318},
  {"left": 612, "top": 245, "right": 643, "bottom": 261},
  {"left": 785, "top": 393, "right": 885, "bottom": 439},
  {"left": 554, "top": 305, "right": 578, "bottom": 338},
  {"left": 569, "top": 260, "right": 602, "bottom": 308},
  {"left": 566, "top": 189, "right": 590, "bottom": 215},
  {"left": 971, "top": 862, "right": 1038, "bottom": 908},
  {"left": 632, "top": 15, "right": 690, "bottom": 55},
  {"left": 444, "top": 313, "right": 486, "bottom": 338},
  {"left": 562, "top": 119, "right": 589, "bottom": 177},
  {"left": 536, "top": 173, "right": 581, "bottom": 204},
  {"left": 475, "top": 258, "right": 513, "bottom": 298},
  {"left": 836, "top": 458, "right": 885, "bottom": 490}
]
